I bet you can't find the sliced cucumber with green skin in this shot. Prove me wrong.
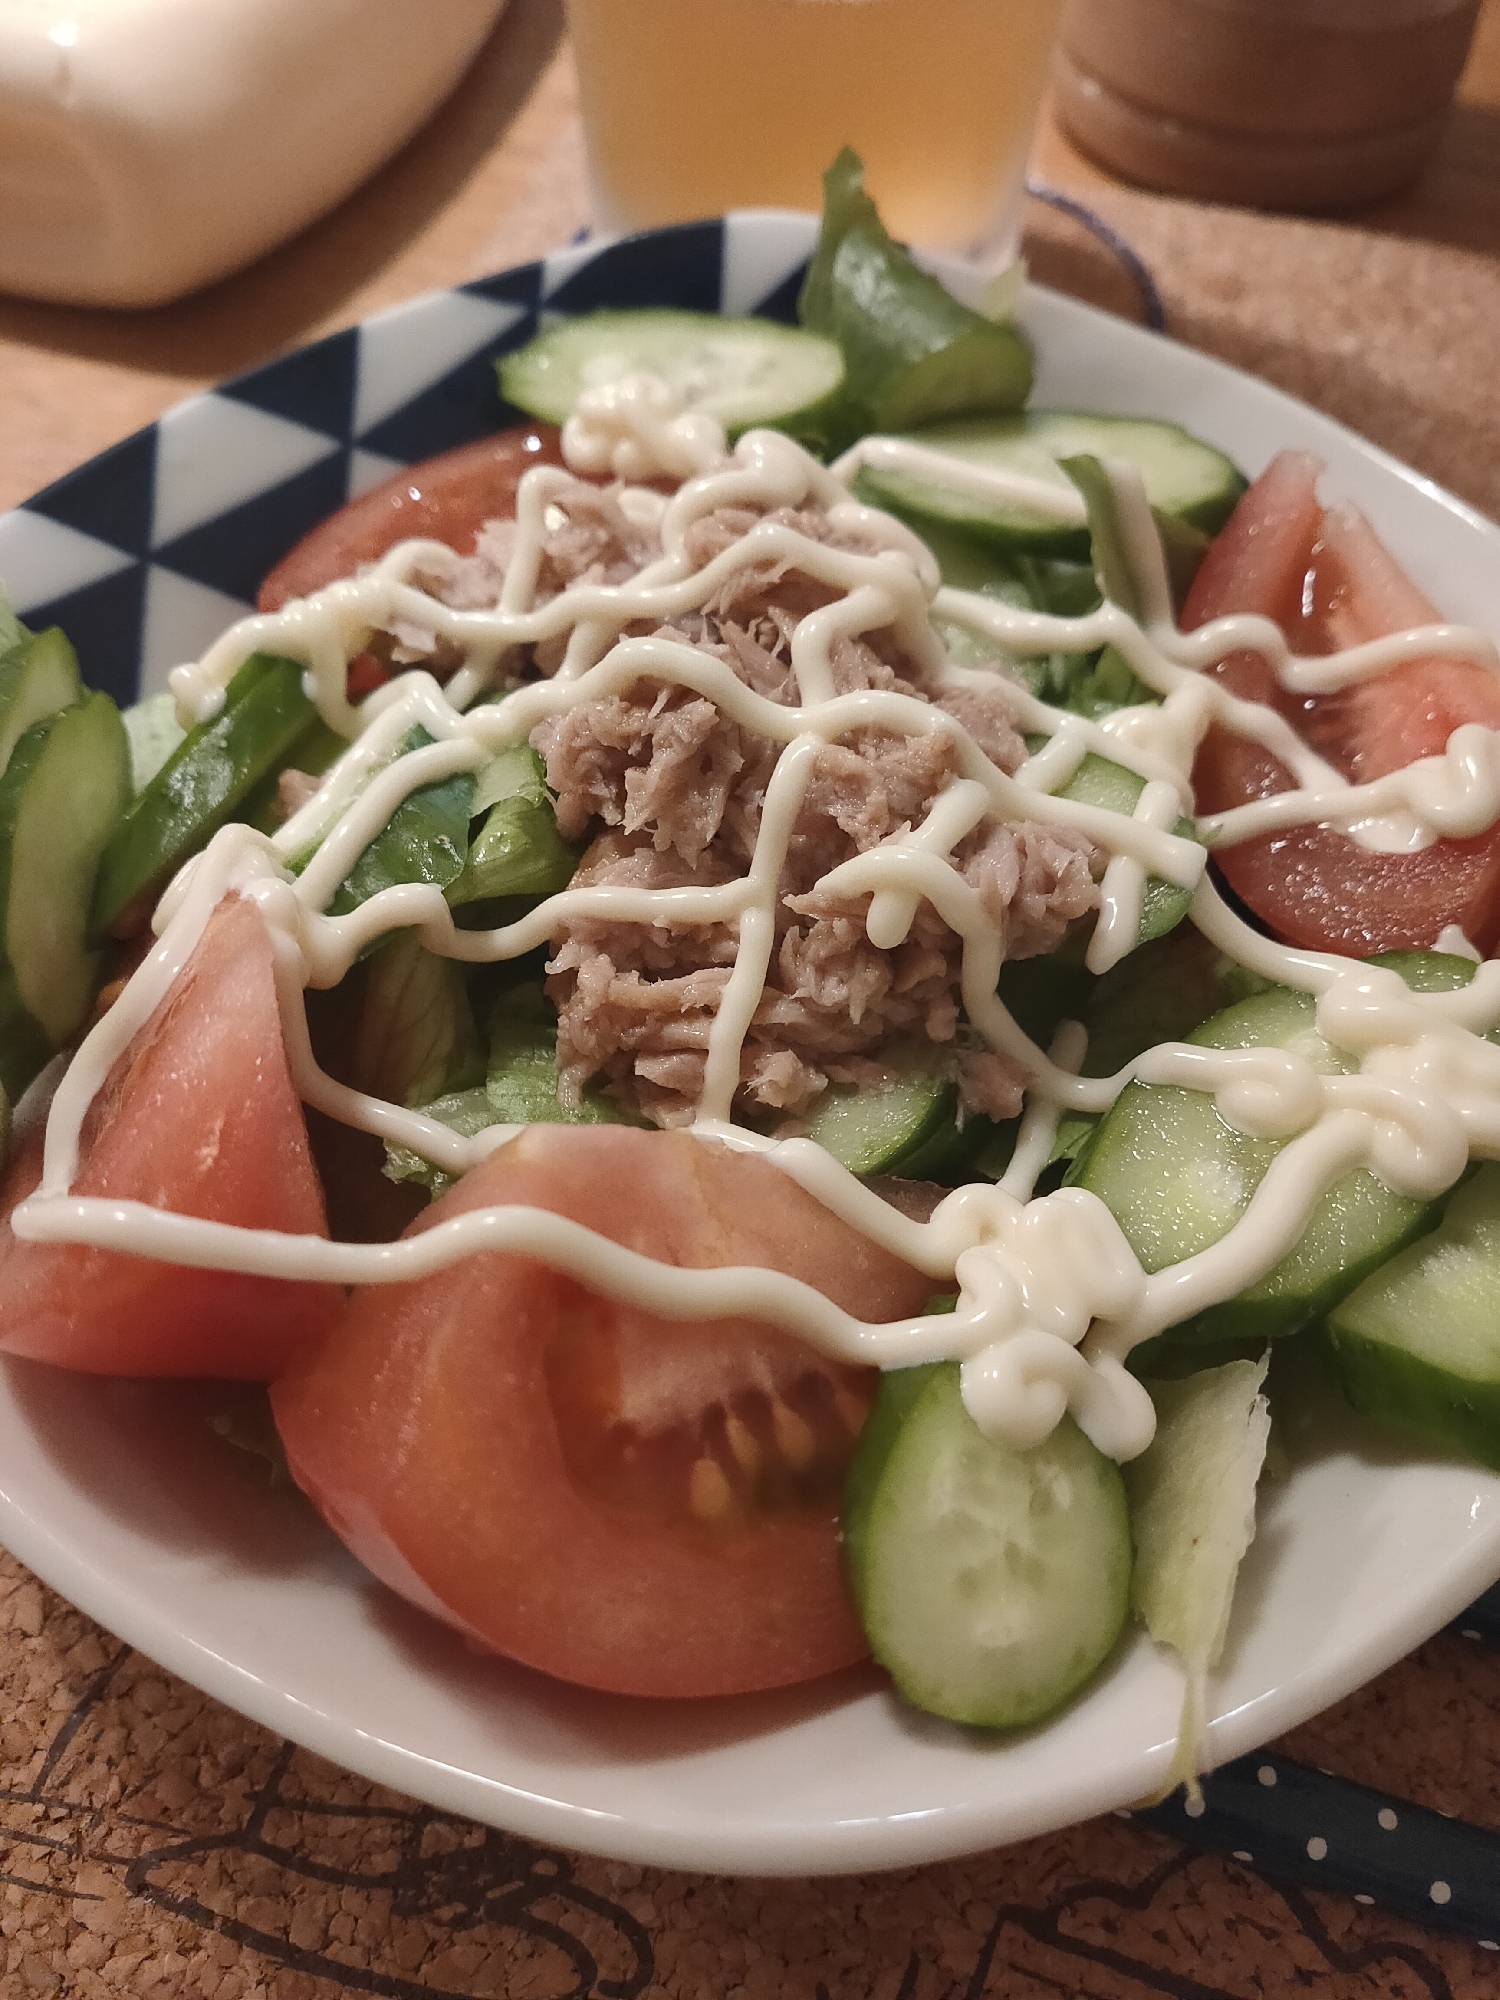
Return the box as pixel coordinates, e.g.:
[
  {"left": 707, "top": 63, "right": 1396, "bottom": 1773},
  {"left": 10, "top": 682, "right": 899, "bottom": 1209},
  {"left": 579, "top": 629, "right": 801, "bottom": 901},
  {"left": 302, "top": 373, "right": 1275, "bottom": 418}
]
[
  {"left": 1077, "top": 975, "right": 1448, "bottom": 1348},
  {"left": 0, "top": 964, "right": 54, "bottom": 1107},
  {"left": 892, "top": 1108, "right": 1006, "bottom": 1186},
  {"left": 854, "top": 412, "right": 1246, "bottom": 559},
  {"left": 0, "top": 694, "right": 130, "bottom": 1058},
  {"left": 1367, "top": 947, "right": 1485, "bottom": 997},
  {"left": 93, "top": 653, "right": 317, "bottom": 935},
  {"left": 1325, "top": 1163, "right": 1500, "bottom": 1470},
  {"left": 0, "top": 627, "right": 82, "bottom": 782},
  {"left": 797, "top": 1050, "right": 954, "bottom": 1176},
  {"left": 1058, "top": 751, "right": 1199, "bottom": 947},
  {"left": 499, "top": 310, "right": 847, "bottom": 443},
  {"left": 844, "top": 1362, "right": 1132, "bottom": 1728},
  {"left": 792, "top": 1046, "right": 1004, "bottom": 1184},
  {"left": 238, "top": 713, "right": 346, "bottom": 835}
]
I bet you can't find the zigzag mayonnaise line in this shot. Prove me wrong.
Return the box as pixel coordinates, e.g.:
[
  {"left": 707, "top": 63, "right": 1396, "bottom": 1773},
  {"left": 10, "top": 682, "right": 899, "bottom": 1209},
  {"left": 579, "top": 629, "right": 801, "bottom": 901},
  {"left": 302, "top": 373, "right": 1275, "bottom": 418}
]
[{"left": 14, "top": 400, "right": 1500, "bottom": 1464}]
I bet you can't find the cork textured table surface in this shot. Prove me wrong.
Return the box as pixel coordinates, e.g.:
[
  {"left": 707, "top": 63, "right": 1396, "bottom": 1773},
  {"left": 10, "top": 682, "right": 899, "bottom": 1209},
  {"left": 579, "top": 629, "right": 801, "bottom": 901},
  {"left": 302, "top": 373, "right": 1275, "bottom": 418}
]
[{"left": 2, "top": 4, "right": 1500, "bottom": 1995}]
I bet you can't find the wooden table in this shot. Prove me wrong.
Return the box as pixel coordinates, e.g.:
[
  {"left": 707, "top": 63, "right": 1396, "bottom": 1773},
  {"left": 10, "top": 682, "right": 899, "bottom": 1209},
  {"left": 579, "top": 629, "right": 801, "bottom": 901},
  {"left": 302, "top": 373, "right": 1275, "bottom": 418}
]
[{"left": 3, "top": 10, "right": 1500, "bottom": 1999}]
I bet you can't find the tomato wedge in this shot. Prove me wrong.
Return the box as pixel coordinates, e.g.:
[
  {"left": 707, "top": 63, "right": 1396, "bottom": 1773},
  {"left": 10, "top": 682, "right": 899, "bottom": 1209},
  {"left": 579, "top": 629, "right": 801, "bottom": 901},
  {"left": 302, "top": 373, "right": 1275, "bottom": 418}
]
[
  {"left": 271, "top": 1125, "right": 935, "bottom": 1699},
  {"left": 1187, "top": 451, "right": 1500, "bottom": 956},
  {"left": 0, "top": 896, "right": 340, "bottom": 1377},
  {"left": 257, "top": 425, "right": 567, "bottom": 612},
  {"left": 257, "top": 424, "right": 569, "bottom": 700}
]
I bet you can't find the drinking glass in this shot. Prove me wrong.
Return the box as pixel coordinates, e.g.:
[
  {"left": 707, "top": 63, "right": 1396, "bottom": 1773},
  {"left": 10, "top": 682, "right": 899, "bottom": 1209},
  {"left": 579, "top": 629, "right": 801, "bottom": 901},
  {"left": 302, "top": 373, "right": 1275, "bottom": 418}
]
[{"left": 564, "top": 0, "right": 1065, "bottom": 259}]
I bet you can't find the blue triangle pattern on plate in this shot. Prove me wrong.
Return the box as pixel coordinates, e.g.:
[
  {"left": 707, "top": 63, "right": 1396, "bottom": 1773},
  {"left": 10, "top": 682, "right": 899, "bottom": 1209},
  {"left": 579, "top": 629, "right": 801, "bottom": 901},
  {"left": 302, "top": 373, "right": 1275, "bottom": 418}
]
[
  {"left": 219, "top": 326, "right": 361, "bottom": 442},
  {"left": 352, "top": 288, "right": 535, "bottom": 464},
  {"left": 748, "top": 259, "right": 809, "bottom": 328},
  {"left": 22, "top": 427, "right": 158, "bottom": 561},
  {"left": 153, "top": 450, "right": 353, "bottom": 605},
  {"left": 0, "top": 218, "right": 778, "bottom": 703},
  {"left": 461, "top": 261, "right": 545, "bottom": 314},
  {"left": 19, "top": 562, "right": 148, "bottom": 710},
  {"left": 357, "top": 328, "right": 531, "bottom": 464},
  {"left": 543, "top": 220, "right": 725, "bottom": 317}
]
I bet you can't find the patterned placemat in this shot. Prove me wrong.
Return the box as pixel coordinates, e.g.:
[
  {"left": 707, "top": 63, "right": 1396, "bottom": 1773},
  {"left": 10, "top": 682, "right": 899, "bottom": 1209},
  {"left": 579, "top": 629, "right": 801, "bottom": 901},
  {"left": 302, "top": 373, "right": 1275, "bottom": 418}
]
[{"left": 5, "top": 1542, "right": 1500, "bottom": 1998}]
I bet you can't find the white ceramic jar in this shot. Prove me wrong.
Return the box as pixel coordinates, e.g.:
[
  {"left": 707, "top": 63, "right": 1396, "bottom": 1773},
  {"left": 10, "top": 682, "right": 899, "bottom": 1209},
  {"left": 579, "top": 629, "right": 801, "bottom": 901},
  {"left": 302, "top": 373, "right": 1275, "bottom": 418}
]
[{"left": 0, "top": 0, "right": 508, "bottom": 308}]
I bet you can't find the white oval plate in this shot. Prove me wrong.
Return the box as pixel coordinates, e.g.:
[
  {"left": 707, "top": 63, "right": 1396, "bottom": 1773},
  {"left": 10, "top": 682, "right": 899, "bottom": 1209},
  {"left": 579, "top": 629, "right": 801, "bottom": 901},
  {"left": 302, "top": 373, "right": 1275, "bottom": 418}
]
[{"left": 1, "top": 214, "right": 1499, "bottom": 1877}]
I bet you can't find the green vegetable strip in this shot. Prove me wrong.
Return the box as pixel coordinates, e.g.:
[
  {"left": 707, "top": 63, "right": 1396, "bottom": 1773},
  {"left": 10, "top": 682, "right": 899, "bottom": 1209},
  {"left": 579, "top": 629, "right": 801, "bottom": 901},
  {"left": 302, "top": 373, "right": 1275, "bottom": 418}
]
[
  {"left": 799, "top": 149, "right": 1032, "bottom": 441},
  {"left": 449, "top": 745, "right": 579, "bottom": 905},
  {"left": 93, "top": 653, "right": 317, "bottom": 934},
  {"left": 327, "top": 728, "right": 476, "bottom": 917}
]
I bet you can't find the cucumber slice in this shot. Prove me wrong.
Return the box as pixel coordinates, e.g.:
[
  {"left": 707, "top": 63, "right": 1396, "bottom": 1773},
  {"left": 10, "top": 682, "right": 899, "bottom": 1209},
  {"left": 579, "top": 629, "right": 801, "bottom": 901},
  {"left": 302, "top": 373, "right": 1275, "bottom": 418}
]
[
  {"left": 797, "top": 1049, "right": 953, "bottom": 1175},
  {"left": 1077, "top": 975, "right": 1445, "bottom": 1347},
  {"left": 1057, "top": 751, "right": 1199, "bottom": 947},
  {"left": 0, "top": 694, "right": 130, "bottom": 1052},
  {"left": 1082, "top": 925, "right": 1266, "bottom": 1084},
  {"left": 0, "top": 627, "right": 81, "bottom": 782},
  {"left": 1326, "top": 1163, "right": 1500, "bottom": 1469},
  {"left": 792, "top": 1045, "right": 1006, "bottom": 1184},
  {"left": 0, "top": 964, "right": 53, "bottom": 1107},
  {"left": 854, "top": 412, "right": 1246, "bottom": 559},
  {"left": 499, "top": 310, "right": 847, "bottom": 442},
  {"left": 1367, "top": 947, "right": 1484, "bottom": 996},
  {"left": 93, "top": 653, "right": 317, "bottom": 934},
  {"left": 844, "top": 1362, "right": 1132, "bottom": 1728},
  {"left": 237, "top": 714, "right": 346, "bottom": 836}
]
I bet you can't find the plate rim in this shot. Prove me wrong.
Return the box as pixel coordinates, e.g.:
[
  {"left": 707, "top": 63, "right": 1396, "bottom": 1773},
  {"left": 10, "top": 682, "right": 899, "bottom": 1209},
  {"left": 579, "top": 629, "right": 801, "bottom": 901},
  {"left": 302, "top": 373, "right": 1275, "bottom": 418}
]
[{"left": 2, "top": 213, "right": 1500, "bottom": 1877}]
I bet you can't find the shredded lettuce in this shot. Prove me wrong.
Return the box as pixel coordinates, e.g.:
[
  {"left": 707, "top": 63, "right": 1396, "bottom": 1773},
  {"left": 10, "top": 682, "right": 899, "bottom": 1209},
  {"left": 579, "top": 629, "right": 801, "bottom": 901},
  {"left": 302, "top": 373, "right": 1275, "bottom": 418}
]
[{"left": 354, "top": 929, "right": 483, "bottom": 1111}]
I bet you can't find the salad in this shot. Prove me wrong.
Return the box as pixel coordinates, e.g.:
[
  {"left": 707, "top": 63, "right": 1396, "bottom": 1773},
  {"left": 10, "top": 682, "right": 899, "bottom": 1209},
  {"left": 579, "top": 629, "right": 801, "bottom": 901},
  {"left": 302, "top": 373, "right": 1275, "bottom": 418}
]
[{"left": 2, "top": 157, "right": 1500, "bottom": 1795}]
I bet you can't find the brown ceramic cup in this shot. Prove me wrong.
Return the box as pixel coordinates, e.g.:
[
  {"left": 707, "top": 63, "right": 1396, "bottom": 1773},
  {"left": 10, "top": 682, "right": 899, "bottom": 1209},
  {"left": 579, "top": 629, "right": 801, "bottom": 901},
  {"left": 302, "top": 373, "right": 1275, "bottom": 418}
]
[{"left": 1053, "top": 0, "right": 1481, "bottom": 210}]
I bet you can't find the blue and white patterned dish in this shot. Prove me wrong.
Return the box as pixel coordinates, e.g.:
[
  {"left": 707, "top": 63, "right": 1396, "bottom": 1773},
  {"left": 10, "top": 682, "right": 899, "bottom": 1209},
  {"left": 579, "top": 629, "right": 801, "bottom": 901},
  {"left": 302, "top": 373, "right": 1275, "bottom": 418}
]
[
  {"left": 0, "top": 217, "right": 811, "bottom": 707},
  {"left": 2, "top": 214, "right": 1500, "bottom": 1879}
]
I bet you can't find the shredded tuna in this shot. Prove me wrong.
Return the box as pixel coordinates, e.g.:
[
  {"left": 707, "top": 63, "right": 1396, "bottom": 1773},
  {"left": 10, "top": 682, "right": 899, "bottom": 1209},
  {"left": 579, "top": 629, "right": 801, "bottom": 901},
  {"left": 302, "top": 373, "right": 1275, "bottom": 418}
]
[
  {"left": 932, "top": 681, "right": 1028, "bottom": 775},
  {"left": 956, "top": 1050, "right": 1028, "bottom": 1123},
  {"left": 450, "top": 486, "right": 659, "bottom": 606},
  {"left": 959, "top": 820, "right": 1100, "bottom": 962},
  {"left": 391, "top": 473, "right": 1104, "bottom": 1127},
  {"left": 273, "top": 768, "right": 325, "bottom": 824}
]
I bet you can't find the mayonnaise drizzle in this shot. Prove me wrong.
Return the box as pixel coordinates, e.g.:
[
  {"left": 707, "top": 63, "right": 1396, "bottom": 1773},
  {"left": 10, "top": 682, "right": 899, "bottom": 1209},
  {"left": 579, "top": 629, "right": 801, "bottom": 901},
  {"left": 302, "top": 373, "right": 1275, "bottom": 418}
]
[{"left": 15, "top": 413, "right": 1500, "bottom": 1467}]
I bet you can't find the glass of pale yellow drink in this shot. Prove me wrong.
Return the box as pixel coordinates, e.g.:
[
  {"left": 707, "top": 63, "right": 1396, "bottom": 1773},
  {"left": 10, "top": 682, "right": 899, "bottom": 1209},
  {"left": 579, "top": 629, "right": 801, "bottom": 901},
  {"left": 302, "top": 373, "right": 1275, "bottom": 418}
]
[{"left": 564, "top": 0, "right": 1064, "bottom": 259}]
